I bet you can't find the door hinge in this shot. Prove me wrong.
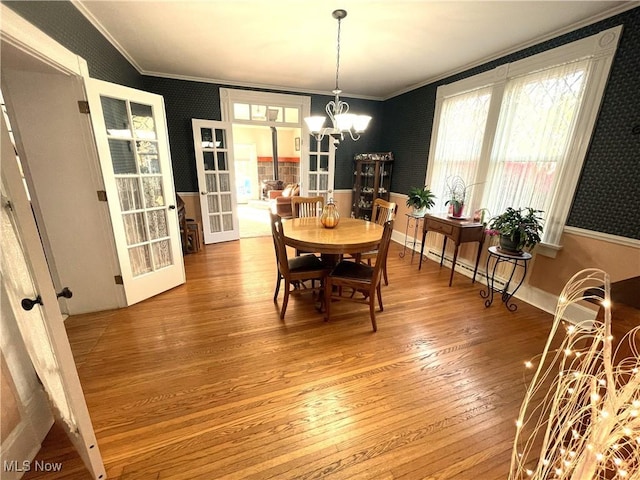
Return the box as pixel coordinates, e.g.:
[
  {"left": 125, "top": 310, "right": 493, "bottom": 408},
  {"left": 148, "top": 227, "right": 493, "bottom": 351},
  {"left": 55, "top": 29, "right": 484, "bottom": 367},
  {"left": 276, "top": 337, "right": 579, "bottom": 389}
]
[
  {"left": 78, "top": 100, "right": 90, "bottom": 114},
  {"left": 97, "top": 190, "right": 108, "bottom": 202},
  {"left": 114, "top": 275, "right": 124, "bottom": 285}
]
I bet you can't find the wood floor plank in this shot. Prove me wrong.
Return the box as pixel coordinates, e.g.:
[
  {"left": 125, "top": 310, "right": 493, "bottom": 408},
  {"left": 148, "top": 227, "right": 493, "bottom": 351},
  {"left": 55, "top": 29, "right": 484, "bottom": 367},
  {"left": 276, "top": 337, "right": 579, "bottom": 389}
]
[{"left": 23, "top": 236, "right": 558, "bottom": 479}]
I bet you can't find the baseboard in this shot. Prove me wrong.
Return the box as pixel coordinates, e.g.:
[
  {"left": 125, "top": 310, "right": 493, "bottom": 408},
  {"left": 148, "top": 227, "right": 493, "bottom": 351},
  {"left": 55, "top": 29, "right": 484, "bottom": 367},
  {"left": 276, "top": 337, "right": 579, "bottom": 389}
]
[
  {"left": 518, "top": 285, "right": 598, "bottom": 325},
  {"left": 394, "top": 233, "right": 598, "bottom": 325}
]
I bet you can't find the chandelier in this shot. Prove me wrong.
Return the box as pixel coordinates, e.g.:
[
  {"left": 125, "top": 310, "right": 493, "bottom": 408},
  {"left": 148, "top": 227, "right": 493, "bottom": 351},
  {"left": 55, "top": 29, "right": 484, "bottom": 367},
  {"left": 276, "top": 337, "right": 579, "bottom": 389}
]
[{"left": 304, "top": 9, "right": 371, "bottom": 145}]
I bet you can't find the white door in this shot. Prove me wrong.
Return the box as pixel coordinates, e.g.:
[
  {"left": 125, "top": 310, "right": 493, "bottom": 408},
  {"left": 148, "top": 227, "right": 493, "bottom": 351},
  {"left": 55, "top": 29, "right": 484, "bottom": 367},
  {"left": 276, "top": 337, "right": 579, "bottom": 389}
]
[
  {"left": 0, "top": 116, "right": 105, "bottom": 479},
  {"left": 192, "top": 119, "right": 240, "bottom": 244},
  {"left": 85, "top": 79, "right": 185, "bottom": 305},
  {"left": 305, "top": 136, "right": 336, "bottom": 201},
  {"left": 0, "top": 285, "right": 53, "bottom": 480}
]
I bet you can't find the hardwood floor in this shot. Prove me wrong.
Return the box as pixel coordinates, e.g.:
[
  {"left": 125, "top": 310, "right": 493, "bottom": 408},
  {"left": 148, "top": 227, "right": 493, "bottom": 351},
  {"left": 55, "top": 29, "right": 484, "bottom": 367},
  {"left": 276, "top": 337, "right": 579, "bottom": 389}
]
[{"left": 24, "top": 236, "right": 555, "bottom": 479}]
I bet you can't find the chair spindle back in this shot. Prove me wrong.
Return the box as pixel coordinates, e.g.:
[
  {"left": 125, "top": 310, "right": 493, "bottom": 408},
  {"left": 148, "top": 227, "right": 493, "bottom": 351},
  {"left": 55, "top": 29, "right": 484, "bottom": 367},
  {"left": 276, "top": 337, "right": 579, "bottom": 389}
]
[{"left": 291, "top": 196, "right": 324, "bottom": 218}]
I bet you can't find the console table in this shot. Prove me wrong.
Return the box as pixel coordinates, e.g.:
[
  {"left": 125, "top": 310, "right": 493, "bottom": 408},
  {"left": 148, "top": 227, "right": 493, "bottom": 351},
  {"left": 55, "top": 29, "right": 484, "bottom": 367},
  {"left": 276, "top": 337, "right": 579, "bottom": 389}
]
[{"left": 418, "top": 213, "right": 485, "bottom": 286}]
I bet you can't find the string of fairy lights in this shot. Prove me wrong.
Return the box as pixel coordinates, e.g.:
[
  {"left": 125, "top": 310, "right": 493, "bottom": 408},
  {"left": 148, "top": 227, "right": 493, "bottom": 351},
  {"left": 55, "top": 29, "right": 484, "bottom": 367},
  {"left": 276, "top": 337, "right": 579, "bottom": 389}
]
[{"left": 509, "top": 268, "right": 639, "bottom": 480}]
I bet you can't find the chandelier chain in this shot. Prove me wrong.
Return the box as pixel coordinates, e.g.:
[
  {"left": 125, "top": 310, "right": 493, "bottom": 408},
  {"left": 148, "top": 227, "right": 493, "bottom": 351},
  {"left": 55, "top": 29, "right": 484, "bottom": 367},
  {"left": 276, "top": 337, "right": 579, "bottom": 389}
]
[
  {"left": 303, "top": 9, "right": 371, "bottom": 145},
  {"left": 335, "top": 16, "right": 342, "bottom": 92}
]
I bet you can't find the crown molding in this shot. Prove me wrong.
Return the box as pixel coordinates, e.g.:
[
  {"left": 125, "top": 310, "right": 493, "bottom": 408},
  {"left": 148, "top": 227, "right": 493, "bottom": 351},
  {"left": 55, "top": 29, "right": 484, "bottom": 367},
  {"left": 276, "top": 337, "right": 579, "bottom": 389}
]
[
  {"left": 71, "top": 0, "right": 144, "bottom": 73},
  {"left": 141, "top": 71, "right": 383, "bottom": 101},
  {"left": 71, "top": 0, "right": 637, "bottom": 102},
  {"left": 384, "top": 2, "right": 639, "bottom": 100}
]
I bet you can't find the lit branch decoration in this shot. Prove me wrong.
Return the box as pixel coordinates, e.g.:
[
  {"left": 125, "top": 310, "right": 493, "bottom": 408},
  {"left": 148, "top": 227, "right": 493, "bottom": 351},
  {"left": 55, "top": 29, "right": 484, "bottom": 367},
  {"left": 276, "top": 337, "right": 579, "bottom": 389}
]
[{"left": 510, "top": 268, "right": 640, "bottom": 480}]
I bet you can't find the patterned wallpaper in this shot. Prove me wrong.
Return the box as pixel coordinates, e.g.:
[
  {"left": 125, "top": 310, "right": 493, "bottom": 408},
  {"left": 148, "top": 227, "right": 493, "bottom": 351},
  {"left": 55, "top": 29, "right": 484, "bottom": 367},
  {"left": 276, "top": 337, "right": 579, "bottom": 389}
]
[
  {"left": 380, "top": 7, "right": 640, "bottom": 240},
  {"left": 4, "top": 1, "right": 638, "bottom": 238},
  {"left": 141, "top": 77, "right": 222, "bottom": 192},
  {"left": 138, "top": 80, "right": 383, "bottom": 192},
  {"left": 567, "top": 8, "right": 640, "bottom": 239},
  {"left": 3, "top": 1, "right": 143, "bottom": 89}
]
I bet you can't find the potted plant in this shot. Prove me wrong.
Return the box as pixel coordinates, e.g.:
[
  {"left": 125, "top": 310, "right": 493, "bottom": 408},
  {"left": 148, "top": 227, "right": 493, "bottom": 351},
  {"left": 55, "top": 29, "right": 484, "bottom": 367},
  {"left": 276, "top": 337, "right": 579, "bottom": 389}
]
[
  {"left": 487, "top": 207, "right": 544, "bottom": 255},
  {"left": 406, "top": 186, "right": 436, "bottom": 216},
  {"left": 444, "top": 176, "right": 478, "bottom": 218}
]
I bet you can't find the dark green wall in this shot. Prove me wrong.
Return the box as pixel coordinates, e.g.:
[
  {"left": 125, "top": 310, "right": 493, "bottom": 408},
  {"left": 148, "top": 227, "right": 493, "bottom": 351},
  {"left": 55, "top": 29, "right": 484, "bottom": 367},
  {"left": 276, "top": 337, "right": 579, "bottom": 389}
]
[{"left": 4, "top": 1, "right": 638, "bottom": 238}]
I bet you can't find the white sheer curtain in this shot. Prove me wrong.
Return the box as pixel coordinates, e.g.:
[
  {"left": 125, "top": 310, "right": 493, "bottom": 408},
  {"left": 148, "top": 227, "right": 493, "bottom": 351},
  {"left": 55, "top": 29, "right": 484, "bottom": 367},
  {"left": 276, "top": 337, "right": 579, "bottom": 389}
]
[
  {"left": 425, "top": 27, "right": 621, "bottom": 250},
  {"left": 483, "top": 60, "right": 589, "bottom": 231},
  {"left": 429, "top": 87, "right": 492, "bottom": 214}
]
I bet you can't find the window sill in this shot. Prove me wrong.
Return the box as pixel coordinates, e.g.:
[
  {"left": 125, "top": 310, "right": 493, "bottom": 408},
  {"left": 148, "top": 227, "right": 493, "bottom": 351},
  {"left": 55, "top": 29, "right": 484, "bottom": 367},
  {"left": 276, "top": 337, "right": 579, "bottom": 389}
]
[{"left": 536, "top": 242, "right": 563, "bottom": 258}]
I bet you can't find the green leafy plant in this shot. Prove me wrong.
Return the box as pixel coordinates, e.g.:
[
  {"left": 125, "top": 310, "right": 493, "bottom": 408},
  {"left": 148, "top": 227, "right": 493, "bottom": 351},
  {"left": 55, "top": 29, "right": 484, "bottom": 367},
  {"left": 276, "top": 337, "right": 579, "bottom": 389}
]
[
  {"left": 406, "top": 186, "right": 436, "bottom": 212},
  {"left": 487, "top": 207, "right": 544, "bottom": 252}
]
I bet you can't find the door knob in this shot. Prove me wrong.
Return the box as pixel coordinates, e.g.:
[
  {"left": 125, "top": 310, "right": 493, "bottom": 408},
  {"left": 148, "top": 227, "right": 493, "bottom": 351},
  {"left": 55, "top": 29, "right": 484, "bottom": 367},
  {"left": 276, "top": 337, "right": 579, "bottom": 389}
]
[
  {"left": 56, "top": 287, "right": 73, "bottom": 299},
  {"left": 200, "top": 191, "right": 208, "bottom": 195},
  {"left": 168, "top": 205, "right": 176, "bottom": 210},
  {"left": 21, "top": 295, "right": 43, "bottom": 311}
]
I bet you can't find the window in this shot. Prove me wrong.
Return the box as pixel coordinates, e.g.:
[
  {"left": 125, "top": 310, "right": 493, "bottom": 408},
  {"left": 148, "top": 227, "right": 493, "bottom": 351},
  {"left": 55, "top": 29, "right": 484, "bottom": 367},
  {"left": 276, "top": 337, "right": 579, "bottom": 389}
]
[
  {"left": 231, "top": 102, "right": 300, "bottom": 124},
  {"left": 425, "top": 26, "right": 621, "bottom": 252}
]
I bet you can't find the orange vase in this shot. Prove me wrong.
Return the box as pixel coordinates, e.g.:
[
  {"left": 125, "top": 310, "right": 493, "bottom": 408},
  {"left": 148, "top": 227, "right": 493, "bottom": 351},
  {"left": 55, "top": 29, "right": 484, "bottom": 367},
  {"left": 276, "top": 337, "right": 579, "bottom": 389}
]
[{"left": 320, "top": 199, "right": 340, "bottom": 228}]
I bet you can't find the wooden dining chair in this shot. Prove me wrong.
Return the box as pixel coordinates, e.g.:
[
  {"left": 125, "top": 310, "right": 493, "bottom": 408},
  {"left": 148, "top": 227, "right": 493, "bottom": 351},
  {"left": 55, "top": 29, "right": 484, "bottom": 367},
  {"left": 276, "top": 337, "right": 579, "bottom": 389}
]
[
  {"left": 270, "top": 212, "right": 329, "bottom": 320},
  {"left": 291, "top": 196, "right": 324, "bottom": 218},
  {"left": 352, "top": 198, "right": 397, "bottom": 285},
  {"left": 324, "top": 220, "right": 394, "bottom": 332},
  {"left": 290, "top": 196, "right": 324, "bottom": 256}
]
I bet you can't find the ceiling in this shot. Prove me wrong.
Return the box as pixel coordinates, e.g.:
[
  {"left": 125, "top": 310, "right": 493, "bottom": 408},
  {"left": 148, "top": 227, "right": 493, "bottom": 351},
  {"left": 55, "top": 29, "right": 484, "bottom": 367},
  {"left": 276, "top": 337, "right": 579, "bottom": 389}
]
[{"left": 74, "top": 1, "right": 635, "bottom": 100}]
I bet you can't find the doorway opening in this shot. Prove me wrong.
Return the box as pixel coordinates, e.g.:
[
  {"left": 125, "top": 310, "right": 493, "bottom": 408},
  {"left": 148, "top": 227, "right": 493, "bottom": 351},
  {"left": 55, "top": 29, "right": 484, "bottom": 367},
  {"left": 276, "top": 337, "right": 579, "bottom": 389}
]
[
  {"left": 232, "top": 124, "right": 301, "bottom": 238},
  {"left": 219, "top": 88, "right": 315, "bottom": 240}
]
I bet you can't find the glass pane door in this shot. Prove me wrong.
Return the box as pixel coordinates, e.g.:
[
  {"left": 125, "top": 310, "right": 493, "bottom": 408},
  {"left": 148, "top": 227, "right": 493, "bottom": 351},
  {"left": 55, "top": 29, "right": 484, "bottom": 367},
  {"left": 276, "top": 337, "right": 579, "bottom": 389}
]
[
  {"left": 102, "top": 97, "right": 173, "bottom": 276},
  {"left": 85, "top": 79, "right": 185, "bottom": 306},
  {"left": 306, "top": 136, "right": 334, "bottom": 202},
  {"left": 192, "top": 119, "right": 239, "bottom": 244}
]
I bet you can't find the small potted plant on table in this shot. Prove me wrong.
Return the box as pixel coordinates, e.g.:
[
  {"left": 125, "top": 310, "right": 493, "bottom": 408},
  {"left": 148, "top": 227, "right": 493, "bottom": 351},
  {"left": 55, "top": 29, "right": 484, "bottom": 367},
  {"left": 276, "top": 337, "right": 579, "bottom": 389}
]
[
  {"left": 406, "top": 186, "right": 436, "bottom": 216},
  {"left": 487, "top": 207, "right": 544, "bottom": 255},
  {"left": 444, "top": 175, "right": 479, "bottom": 218}
]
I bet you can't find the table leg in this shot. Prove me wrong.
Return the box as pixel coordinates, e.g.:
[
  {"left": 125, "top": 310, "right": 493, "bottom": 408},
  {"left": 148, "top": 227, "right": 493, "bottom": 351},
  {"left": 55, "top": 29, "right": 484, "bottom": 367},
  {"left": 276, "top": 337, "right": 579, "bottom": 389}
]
[
  {"left": 410, "top": 218, "right": 420, "bottom": 263},
  {"left": 449, "top": 244, "right": 459, "bottom": 287},
  {"left": 321, "top": 253, "right": 340, "bottom": 267},
  {"left": 440, "top": 237, "right": 447, "bottom": 267},
  {"left": 480, "top": 252, "right": 497, "bottom": 307},
  {"left": 502, "top": 259, "right": 527, "bottom": 312},
  {"left": 501, "top": 261, "right": 518, "bottom": 303},
  {"left": 317, "top": 253, "right": 342, "bottom": 312},
  {"left": 418, "top": 228, "right": 428, "bottom": 270},
  {"left": 399, "top": 218, "right": 411, "bottom": 259},
  {"left": 472, "top": 237, "right": 484, "bottom": 283}
]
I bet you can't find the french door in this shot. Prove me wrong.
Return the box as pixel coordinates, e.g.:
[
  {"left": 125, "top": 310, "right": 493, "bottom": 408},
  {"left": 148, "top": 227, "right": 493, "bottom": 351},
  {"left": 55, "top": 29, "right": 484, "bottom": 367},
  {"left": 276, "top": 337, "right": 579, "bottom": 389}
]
[
  {"left": 305, "top": 135, "right": 335, "bottom": 201},
  {"left": 85, "top": 79, "right": 185, "bottom": 305},
  {"left": 1, "top": 115, "right": 105, "bottom": 479},
  {"left": 192, "top": 119, "right": 239, "bottom": 244},
  {"left": 218, "top": 88, "right": 335, "bottom": 200}
]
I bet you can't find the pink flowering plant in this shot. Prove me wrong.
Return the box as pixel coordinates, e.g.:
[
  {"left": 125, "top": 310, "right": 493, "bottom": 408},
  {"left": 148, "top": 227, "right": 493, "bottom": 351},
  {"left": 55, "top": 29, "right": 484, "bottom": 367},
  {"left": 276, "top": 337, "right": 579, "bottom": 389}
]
[{"left": 487, "top": 207, "right": 544, "bottom": 252}]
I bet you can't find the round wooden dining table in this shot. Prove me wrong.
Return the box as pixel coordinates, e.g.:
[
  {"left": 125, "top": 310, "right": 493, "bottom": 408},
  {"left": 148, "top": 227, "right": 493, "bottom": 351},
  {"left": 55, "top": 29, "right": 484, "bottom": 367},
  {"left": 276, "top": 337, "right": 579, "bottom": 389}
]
[{"left": 282, "top": 217, "right": 384, "bottom": 257}]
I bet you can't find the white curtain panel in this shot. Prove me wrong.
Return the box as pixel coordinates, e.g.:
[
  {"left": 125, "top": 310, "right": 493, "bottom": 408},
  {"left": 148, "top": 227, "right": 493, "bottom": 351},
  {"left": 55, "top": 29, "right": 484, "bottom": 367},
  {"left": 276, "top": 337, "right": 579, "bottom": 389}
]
[
  {"left": 429, "top": 86, "right": 492, "bottom": 215},
  {"left": 484, "top": 60, "right": 589, "bottom": 221}
]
